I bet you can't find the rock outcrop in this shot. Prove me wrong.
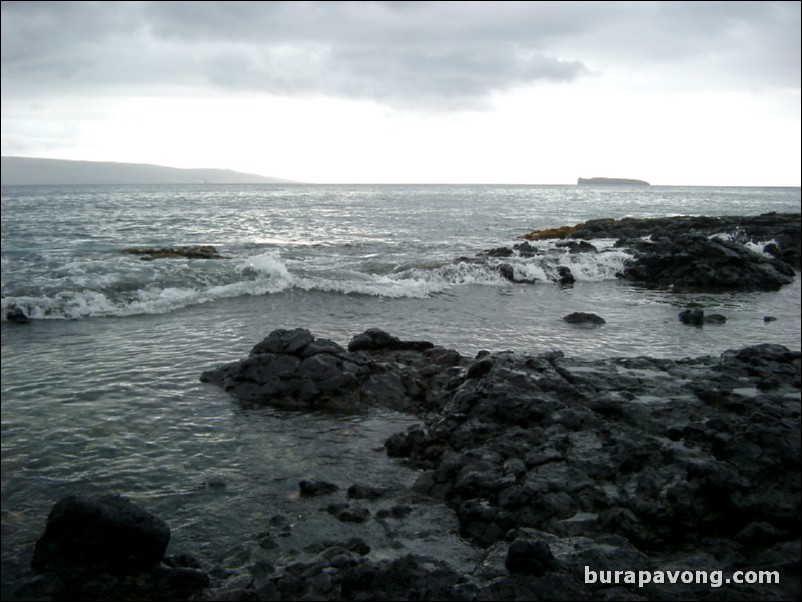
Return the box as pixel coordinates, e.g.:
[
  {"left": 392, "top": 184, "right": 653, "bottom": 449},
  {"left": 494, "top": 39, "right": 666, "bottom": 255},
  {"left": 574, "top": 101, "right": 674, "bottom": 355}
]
[
  {"left": 512, "top": 213, "right": 801, "bottom": 291},
  {"left": 385, "top": 341, "right": 801, "bottom": 600},
  {"left": 22, "top": 330, "right": 800, "bottom": 601},
  {"left": 522, "top": 213, "right": 801, "bottom": 271},
  {"left": 197, "top": 328, "right": 800, "bottom": 600},
  {"left": 200, "top": 327, "right": 464, "bottom": 414},
  {"left": 619, "top": 234, "right": 795, "bottom": 291}
]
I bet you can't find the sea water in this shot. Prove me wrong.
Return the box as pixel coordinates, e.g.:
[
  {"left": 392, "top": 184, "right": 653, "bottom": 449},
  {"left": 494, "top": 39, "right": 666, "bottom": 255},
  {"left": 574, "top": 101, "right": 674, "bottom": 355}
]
[{"left": 1, "top": 184, "right": 800, "bottom": 596}]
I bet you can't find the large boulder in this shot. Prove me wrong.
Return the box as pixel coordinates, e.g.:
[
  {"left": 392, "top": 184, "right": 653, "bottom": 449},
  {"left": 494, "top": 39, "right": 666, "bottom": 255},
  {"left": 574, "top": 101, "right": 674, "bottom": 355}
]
[
  {"left": 32, "top": 494, "right": 170, "bottom": 576},
  {"left": 201, "top": 328, "right": 465, "bottom": 414},
  {"left": 29, "top": 494, "right": 209, "bottom": 601}
]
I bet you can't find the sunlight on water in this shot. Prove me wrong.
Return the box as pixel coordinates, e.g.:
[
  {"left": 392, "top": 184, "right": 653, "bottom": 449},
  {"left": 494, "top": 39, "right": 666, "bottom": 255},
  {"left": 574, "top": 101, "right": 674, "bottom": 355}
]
[{"left": 1, "top": 183, "right": 799, "bottom": 597}]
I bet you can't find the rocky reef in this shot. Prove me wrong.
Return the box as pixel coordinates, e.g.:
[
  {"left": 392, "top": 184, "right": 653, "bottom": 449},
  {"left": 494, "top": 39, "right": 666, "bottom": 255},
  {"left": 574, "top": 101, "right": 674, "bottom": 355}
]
[
  {"left": 25, "top": 328, "right": 801, "bottom": 600},
  {"left": 515, "top": 212, "right": 800, "bottom": 291},
  {"left": 122, "top": 245, "right": 225, "bottom": 260},
  {"left": 197, "top": 328, "right": 797, "bottom": 600}
]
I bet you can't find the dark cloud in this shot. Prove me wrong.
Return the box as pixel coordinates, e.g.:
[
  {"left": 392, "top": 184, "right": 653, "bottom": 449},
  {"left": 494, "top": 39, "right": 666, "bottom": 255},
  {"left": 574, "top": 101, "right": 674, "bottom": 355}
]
[{"left": 2, "top": 1, "right": 799, "bottom": 109}]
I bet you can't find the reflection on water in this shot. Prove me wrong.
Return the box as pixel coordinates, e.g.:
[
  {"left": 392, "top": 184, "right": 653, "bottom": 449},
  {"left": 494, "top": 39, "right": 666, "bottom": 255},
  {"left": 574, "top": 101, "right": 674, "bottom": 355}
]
[{"left": 2, "top": 187, "right": 800, "bottom": 595}]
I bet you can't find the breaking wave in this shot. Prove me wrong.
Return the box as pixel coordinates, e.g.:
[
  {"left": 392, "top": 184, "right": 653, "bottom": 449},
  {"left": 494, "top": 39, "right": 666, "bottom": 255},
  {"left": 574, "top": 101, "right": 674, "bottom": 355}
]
[{"left": 1, "top": 246, "right": 634, "bottom": 321}]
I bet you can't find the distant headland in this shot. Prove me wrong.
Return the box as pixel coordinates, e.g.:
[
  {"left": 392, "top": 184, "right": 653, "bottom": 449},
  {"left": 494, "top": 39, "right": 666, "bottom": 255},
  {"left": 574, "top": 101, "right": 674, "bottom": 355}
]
[
  {"left": 0, "top": 157, "right": 295, "bottom": 186},
  {"left": 577, "top": 177, "right": 650, "bottom": 186}
]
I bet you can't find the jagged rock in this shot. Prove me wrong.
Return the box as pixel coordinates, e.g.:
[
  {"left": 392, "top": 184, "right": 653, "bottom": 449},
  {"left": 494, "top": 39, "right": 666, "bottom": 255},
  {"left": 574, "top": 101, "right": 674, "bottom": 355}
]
[
  {"left": 513, "top": 213, "right": 801, "bottom": 291},
  {"left": 195, "top": 330, "right": 800, "bottom": 601},
  {"left": 621, "top": 234, "right": 795, "bottom": 291},
  {"left": 523, "top": 213, "right": 801, "bottom": 270},
  {"left": 385, "top": 340, "right": 800, "bottom": 601},
  {"left": 201, "top": 328, "right": 463, "bottom": 414}
]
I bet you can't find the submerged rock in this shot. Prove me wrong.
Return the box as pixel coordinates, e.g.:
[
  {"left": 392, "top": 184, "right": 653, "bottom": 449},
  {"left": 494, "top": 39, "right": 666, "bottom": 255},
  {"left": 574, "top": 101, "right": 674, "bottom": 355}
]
[
  {"left": 680, "top": 308, "right": 728, "bottom": 325},
  {"left": 123, "top": 245, "right": 225, "bottom": 260},
  {"left": 563, "top": 312, "right": 605, "bottom": 325},
  {"left": 299, "top": 479, "right": 340, "bottom": 497}
]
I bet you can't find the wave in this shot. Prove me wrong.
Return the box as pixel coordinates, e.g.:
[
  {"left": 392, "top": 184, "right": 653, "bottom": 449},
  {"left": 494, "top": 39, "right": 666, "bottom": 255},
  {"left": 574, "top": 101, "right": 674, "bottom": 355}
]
[{"left": 1, "top": 247, "right": 633, "bottom": 321}]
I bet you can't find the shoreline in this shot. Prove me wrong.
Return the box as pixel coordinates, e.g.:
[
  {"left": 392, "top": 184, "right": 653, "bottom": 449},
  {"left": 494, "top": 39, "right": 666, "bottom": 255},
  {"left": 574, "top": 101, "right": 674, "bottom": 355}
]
[
  {"left": 17, "top": 330, "right": 801, "bottom": 601},
  {"left": 4, "top": 210, "right": 801, "bottom": 600}
]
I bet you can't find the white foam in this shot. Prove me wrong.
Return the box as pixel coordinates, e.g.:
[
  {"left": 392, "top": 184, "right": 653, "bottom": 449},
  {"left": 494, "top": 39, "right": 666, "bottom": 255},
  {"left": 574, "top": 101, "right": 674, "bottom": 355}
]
[
  {"left": 709, "top": 233, "right": 779, "bottom": 257},
  {"left": 1, "top": 245, "right": 636, "bottom": 321},
  {"left": 485, "top": 245, "right": 633, "bottom": 283},
  {"left": 238, "top": 252, "right": 293, "bottom": 281}
]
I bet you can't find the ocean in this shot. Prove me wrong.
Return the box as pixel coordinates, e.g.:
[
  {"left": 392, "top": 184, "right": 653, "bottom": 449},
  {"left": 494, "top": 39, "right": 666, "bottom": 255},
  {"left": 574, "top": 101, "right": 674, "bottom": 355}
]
[{"left": 1, "top": 184, "right": 800, "bottom": 596}]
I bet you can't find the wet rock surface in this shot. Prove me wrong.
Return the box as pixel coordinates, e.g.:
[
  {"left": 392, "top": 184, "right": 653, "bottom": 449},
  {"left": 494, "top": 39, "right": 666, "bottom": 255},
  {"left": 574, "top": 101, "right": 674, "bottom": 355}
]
[
  {"left": 25, "top": 330, "right": 800, "bottom": 600},
  {"left": 200, "top": 327, "right": 465, "bottom": 414},
  {"left": 122, "top": 245, "right": 225, "bottom": 260},
  {"left": 197, "top": 328, "right": 799, "bottom": 600},
  {"left": 27, "top": 494, "right": 209, "bottom": 601},
  {"left": 386, "top": 340, "right": 801, "bottom": 601},
  {"left": 517, "top": 212, "right": 801, "bottom": 291},
  {"left": 563, "top": 312, "right": 606, "bottom": 325},
  {"left": 4, "top": 304, "right": 30, "bottom": 323}
]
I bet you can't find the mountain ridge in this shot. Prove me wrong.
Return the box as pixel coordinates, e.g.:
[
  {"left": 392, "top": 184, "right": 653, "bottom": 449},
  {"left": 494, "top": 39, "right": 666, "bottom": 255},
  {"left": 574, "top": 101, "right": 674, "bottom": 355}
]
[{"left": 0, "top": 156, "right": 295, "bottom": 185}]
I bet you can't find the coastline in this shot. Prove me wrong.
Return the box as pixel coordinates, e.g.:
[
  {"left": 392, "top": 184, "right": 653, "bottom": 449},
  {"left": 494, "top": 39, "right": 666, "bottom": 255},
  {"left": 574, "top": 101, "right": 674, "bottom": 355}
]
[
  {"left": 18, "top": 330, "right": 801, "bottom": 601},
  {"left": 4, "top": 209, "right": 800, "bottom": 601}
]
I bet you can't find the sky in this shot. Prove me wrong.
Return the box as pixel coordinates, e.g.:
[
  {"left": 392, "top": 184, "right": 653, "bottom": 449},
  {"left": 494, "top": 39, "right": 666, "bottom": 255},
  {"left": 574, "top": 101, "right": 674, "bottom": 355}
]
[{"left": 1, "top": 1, "right": 800, "bottom": 186}]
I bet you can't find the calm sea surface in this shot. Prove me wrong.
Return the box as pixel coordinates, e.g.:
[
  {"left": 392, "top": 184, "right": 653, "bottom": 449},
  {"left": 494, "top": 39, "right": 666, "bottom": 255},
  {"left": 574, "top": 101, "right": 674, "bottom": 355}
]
[{"left": 1, "top": 184, "right": 800, "bottom": 596}]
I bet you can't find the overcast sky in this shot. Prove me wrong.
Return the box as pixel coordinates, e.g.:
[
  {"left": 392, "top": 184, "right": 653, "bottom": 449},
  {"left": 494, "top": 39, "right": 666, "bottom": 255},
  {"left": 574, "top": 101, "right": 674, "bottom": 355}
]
[{"left": 2, "top": 1, "right": 800, "bottom": 185}]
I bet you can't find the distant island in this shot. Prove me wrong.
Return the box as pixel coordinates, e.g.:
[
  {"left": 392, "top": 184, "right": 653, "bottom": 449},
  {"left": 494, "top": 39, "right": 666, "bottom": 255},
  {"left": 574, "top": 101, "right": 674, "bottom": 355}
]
[
  {"left": 0, "top": 157, "right": 295, "bottom": 186},
  {"left": 577, "top": 177, "right": 650, "bottom": 186}
]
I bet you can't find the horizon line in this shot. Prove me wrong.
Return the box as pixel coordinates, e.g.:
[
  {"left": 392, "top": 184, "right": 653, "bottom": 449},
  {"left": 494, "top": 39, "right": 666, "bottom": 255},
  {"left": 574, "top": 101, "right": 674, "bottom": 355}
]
[{"left": 2, "top": 156, "right": 799, "bottom": 188}]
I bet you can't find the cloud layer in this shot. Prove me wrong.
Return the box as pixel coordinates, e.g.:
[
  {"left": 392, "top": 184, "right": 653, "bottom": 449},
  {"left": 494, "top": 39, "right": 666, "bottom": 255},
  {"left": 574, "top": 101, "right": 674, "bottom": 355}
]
[{"left": 3, "top": 1, "right": 799, "bottom": 109}]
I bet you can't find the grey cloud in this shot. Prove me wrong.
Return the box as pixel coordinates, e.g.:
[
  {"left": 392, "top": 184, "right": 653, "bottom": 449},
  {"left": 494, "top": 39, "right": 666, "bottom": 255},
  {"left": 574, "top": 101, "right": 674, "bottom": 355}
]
[{"left": 2, "top": 1, "right": 799, "bottom": 110}]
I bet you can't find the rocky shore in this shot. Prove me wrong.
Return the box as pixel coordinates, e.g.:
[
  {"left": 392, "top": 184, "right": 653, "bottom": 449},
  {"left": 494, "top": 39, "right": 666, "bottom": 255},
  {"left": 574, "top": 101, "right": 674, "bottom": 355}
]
[
  {"left": 26, "top": 327, "right": 800, "bottom": 601},
  {"left": 18, "top": 213, "right": 801, "bottom": 600},
  {"left": 496, "top": 212, "right": 800, "bottom": 291}
]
